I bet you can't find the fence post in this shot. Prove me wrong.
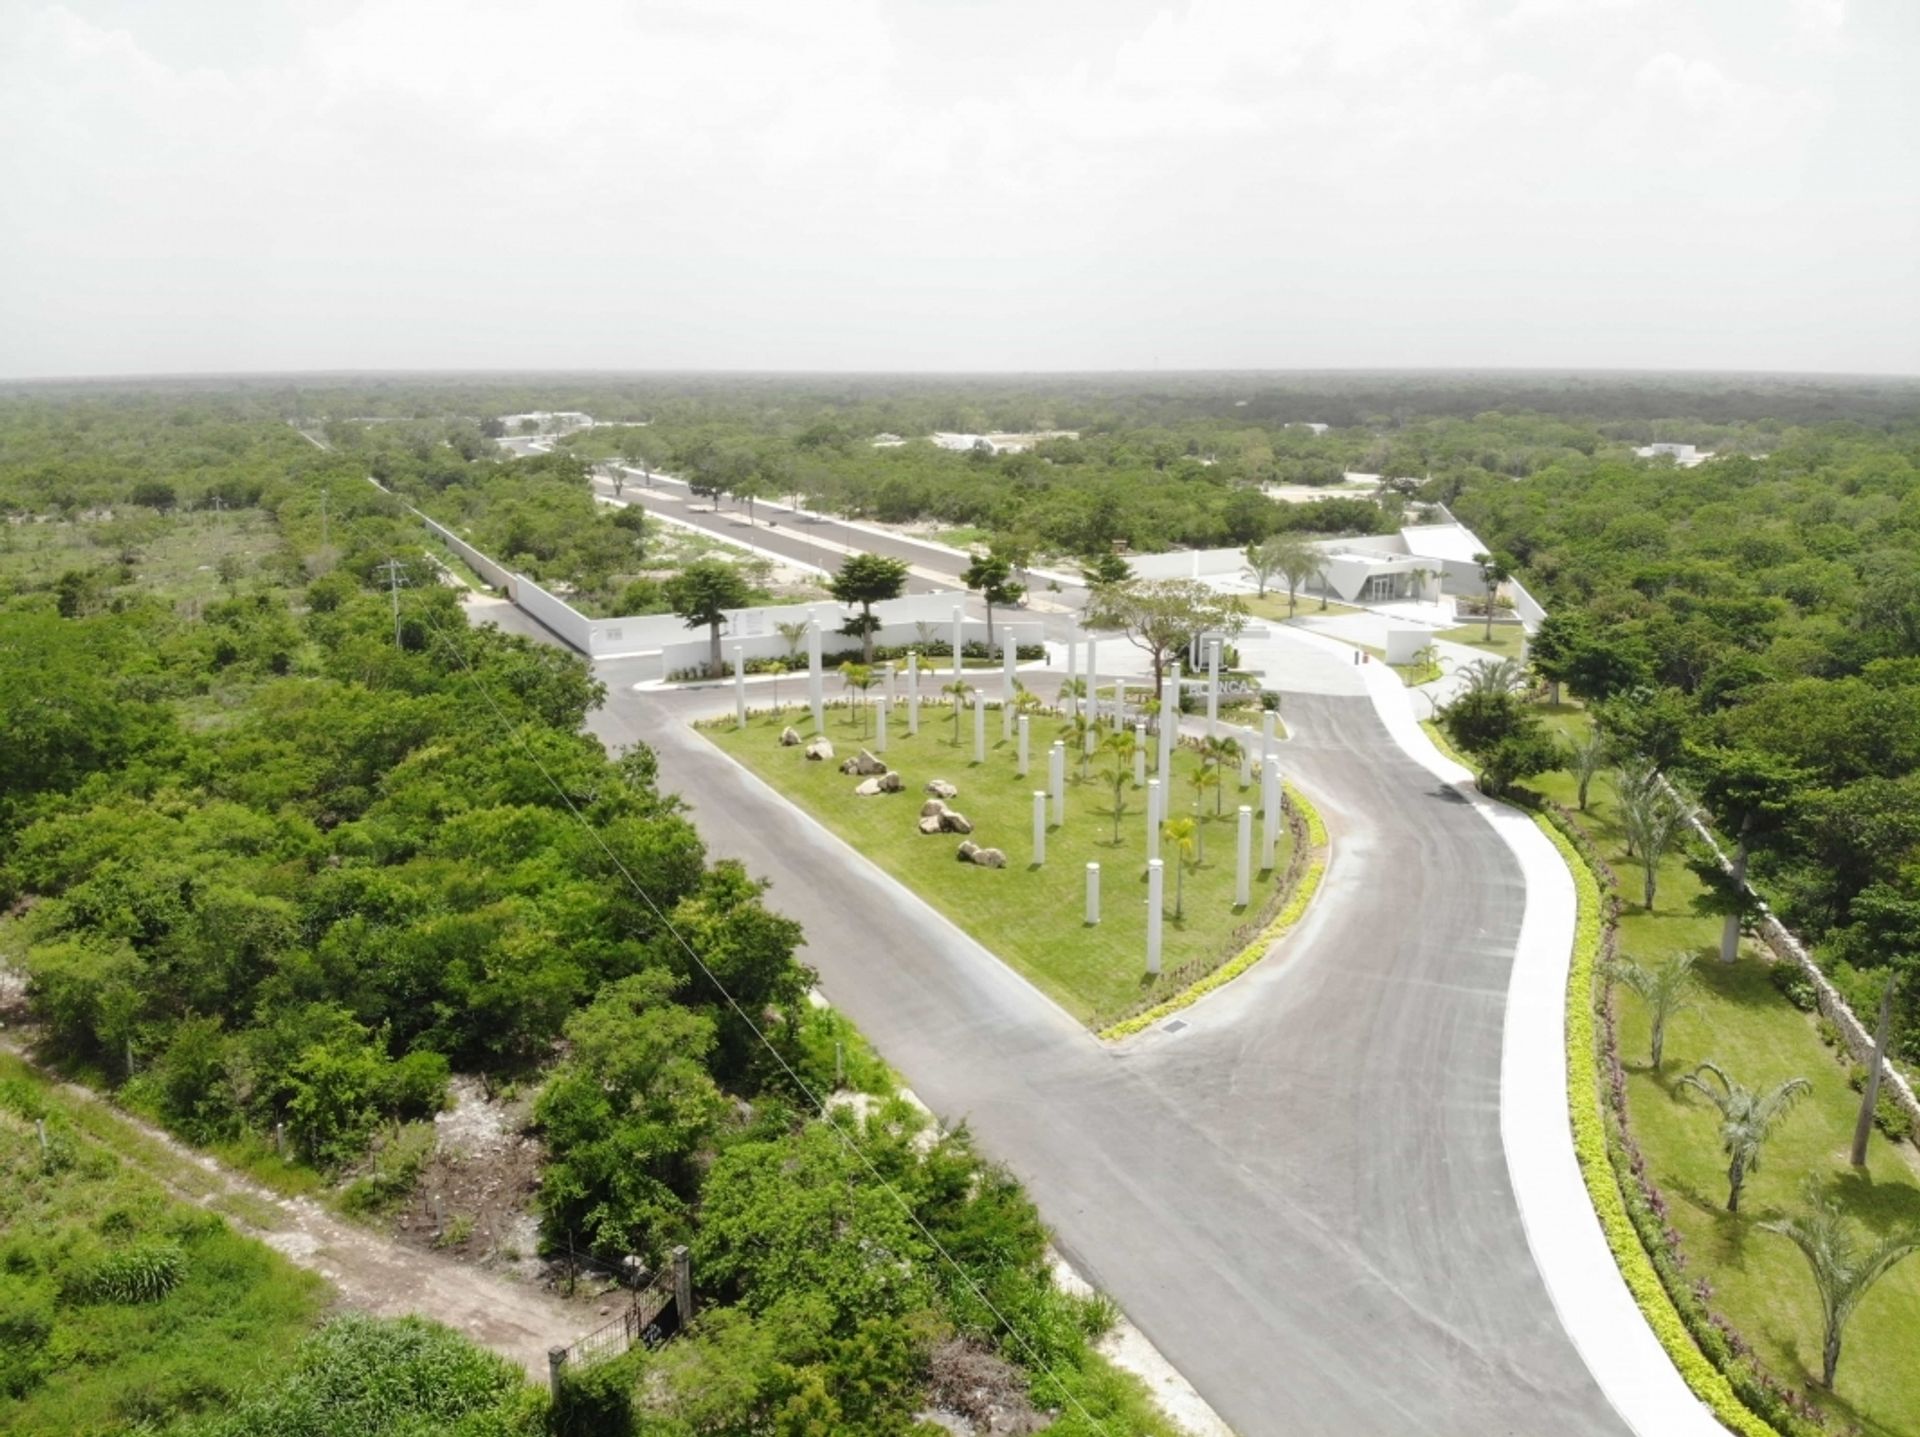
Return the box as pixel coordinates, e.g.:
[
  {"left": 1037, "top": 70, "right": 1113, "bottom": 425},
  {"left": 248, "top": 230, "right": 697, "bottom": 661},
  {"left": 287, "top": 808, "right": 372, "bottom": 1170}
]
[
  {"left": 547, "top": 1345, "right": 568, "bottom": 1400},
  {"left": 673, "top": 1244, "right": 694, "bottom": 1324}
]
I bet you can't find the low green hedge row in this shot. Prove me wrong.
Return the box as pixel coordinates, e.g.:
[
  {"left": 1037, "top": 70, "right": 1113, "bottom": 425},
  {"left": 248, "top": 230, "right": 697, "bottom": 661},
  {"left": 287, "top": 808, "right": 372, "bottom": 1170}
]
[
  {"left": 1536, "top": 811, "right": 1796, "bottom": 1437},
  {"left": 1100, "top": 784, "right": 1327, "bottom": 1042}
]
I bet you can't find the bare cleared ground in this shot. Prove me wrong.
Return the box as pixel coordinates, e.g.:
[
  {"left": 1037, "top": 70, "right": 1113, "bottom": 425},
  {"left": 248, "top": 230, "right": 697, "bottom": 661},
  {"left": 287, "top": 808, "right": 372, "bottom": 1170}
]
[{"left": 0, "top": 1026, "right": 598, "bottom": 1380}]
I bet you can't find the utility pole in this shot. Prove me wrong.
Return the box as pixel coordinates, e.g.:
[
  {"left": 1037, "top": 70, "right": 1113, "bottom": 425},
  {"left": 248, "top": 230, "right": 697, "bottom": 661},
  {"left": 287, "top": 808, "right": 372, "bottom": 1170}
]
[
  {"left": 374, "top": 558, "right": 407, "bottom": 647},
  {"left": 320, "top": 488, "right": 329, "bottom": 550}
]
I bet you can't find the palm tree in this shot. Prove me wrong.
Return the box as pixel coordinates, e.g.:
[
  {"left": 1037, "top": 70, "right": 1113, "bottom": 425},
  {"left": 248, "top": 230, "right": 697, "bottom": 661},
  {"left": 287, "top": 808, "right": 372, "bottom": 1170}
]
[
  {"left": 1457, "top": 656, "right": 1526, "bottom": 697},
  {"left": 1564, "top": 729, "right": 1607, "bottom": 812},
  {"left": 1058, "top": 676, "right": 1086, "bottom": 720},
  {"left": 1183, "top": 761, "right": 1211, "bottom": 860},
  {"left": 1201, "top": 736, "right": 1240, "bottom": 815},
  {"left": 1162, "top": 816, "right": 1198, "bottom": 919},
  {"left": 1059, "top": 713, "right": 1098, "bottom": 780},
  {"left": 1762, "top": 1184, "right": 1920, "bottom": 1389},
  {"left": 1100, "top": 730, "right": 1137, "bottom": 843},
  {"left": 942, "top": 679, "right": 970, "bottom": 746},
  {"left": 1473, "top": 551, "right": 1511, "bottom": 643},
  {"left": 1620, "top": 787, "right": 1687, "bottom": 909},
  {"left": 1611, "top": 952, "right": 1696, "bottom": 1068},
  {"left": 1613, "top": 760, "right": 1661, "bottom": 856},
  {"left": 1409, "top": 566, "right": 1438, "bottom": 604},
  {"left": 775, "top": 620, "right": 810, "bottom": 672},
  {"left": 839, "top": 661, "right": 874, "bottom": 737},
  {"left": 1676, "top": 1061, "right": 1812, "bottom": 1212}
]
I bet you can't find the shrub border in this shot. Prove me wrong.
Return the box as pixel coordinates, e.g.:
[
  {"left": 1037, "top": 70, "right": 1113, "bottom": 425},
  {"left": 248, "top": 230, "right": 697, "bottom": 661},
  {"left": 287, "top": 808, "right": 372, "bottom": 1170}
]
[
  {"left": 1534, "top": 809, "right": 1794, "bottom": 1437},
  {"left": 1099, "top": 783, "right": 1327, "bottom": 1042}
]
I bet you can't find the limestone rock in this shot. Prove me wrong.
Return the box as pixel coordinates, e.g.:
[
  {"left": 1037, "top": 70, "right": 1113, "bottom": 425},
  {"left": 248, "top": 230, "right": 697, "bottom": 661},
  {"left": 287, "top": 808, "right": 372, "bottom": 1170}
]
[
  {"left": 917, "top": 815, "right": 945, "bottom": 835},
  {"left": 919, "top": 798, "right": 949, "bottom": 819},
  {"left": 925, "top": 779, "right": 959, "bottom": 799},
  {"left": 878, "top": 770, "right": 903, "bottom": 793},
  {"left": 955, "top": 840, "right": 980, "bottom": 863},
  {"left": 853, "top": 771, "right": 903, "bottom": 796},
  {"left": 972, "top": 846, "right": 1007, "bottom": 869},
  {"left": 803, "top": 737, "right": 834, "bottom": 761},
  {"left": 778, "top": 726, "right": 802, "bottom": 746},
  {"left": 852, "top": 749, "right": 888, "bottom": 775},
  {"left": 938, "top": 810, "right": 973, "bottom": 835}
]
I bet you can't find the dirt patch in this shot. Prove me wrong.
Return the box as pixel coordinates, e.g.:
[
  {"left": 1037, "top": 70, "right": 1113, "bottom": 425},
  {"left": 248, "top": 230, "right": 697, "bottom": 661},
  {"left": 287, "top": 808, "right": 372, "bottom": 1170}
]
[{"left": 393, "top": 1077, "right": 550, "bottom": 1286}]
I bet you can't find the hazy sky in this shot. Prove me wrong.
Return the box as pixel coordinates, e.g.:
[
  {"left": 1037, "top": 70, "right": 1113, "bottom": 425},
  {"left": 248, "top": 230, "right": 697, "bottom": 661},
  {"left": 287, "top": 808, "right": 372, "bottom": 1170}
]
[{"left": 2, "top": 0, "right": 1914, "bottom": 378}]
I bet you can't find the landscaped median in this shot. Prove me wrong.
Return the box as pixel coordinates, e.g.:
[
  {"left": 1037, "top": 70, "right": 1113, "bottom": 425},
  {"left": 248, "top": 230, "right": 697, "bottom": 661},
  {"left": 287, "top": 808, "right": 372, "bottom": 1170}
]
[{"left": 699, "top": 703, "right": 1307, "bottom": 1030}]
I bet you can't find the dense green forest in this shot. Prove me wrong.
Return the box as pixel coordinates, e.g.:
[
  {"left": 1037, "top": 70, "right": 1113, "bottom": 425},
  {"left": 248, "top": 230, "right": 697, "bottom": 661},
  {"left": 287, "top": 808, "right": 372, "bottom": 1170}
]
[{"left": 0, "top": 397, "right": 1171, "bottom": 1435}]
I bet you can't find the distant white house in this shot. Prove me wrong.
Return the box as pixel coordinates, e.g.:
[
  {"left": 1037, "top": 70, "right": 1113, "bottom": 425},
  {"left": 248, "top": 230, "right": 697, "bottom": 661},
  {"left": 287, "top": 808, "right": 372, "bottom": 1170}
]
[
  {"left": 1306, "top": 522, "right": 1505, "bottom": 606},
  {"left": 929, "top": 430, "right": 1078, "bottom": 455},
  {"left": 498, "top": 410, "right": 594, "bottom": 435},
  {"left": 1634, "top": 442, "right": 1709, "bottom": 466}
]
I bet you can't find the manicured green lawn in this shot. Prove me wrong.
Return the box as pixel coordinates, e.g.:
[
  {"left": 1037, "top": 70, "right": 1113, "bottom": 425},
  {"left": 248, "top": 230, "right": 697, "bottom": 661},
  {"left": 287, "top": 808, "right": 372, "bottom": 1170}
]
[
  {"left": 1243, "top": 592, "right": 1364, "bottom": 623},
  {"left": 1436, "top": 622, "right": 1527, "bottom": 659},
  {"left": 704, "top": 706, "right": 1293, "bottom": 1025},
  {"left": 1533, "top": 722, "right": 1920, "bottom": 1435}
]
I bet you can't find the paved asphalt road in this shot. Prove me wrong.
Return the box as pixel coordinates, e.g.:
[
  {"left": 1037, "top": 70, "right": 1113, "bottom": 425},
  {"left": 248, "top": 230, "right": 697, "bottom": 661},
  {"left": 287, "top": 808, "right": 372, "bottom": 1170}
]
[{"left": 471, "top": 598, "right": 1625, "bottom": 1436}]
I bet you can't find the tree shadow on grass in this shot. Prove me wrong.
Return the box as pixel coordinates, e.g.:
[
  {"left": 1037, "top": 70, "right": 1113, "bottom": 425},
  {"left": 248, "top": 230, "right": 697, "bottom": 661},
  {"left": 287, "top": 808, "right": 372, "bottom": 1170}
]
[
  {"left": 1686, "top": 951, "right": 1782, "bottom": 1011},
  {"left": 1819, "top": 1167, "right": 1920, "bottom": 1234}
]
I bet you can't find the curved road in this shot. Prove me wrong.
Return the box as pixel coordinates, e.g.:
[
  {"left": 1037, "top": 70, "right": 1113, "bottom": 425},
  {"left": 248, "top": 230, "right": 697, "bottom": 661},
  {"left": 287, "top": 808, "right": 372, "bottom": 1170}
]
[{"left": 477, "top": 594, "right": 1625, "bottom": 1436}]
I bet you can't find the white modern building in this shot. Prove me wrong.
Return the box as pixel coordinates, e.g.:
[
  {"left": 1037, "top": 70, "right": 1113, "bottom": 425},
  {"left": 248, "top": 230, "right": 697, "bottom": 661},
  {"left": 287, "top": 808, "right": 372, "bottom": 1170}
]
[
  {"left": 929, "top": 430, "right": 1079, "bottom": 455},
  {"left": 1633, "top": 442, "right": 1709, "bottom": 466}
]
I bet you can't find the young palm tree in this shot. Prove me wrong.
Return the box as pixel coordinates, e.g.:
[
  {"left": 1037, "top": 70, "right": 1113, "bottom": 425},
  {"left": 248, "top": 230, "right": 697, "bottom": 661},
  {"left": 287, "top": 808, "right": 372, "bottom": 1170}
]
[
  {"left": 1610, "top": 952, "right": 1696, "bottom": 1069},
  {"left": 1620, "top": 787, "right": 1687, "bottom": 909},
  {"left": 1201, "top": 736, "right": 1240, "bottom": 815},
  {"left": 1059, "top": 676, "right": 1086, "bottom": 719},
  {"left": 1096, "top": 730, "right": 1137, "bottom": 842},
  {"left": 839, "top": 661, "right": 874, "bottom": 737},
  {"left": 1183, "top": 761, "right": 1212, "bottom": 860},
  {"left": 942, "top": 679, "right": 970, "bottom": 746},
  {"left": 1161, "top": 815, "right": 1199, "bottom": 919},
  {"left": 1059, "top": 713, "right": 1098, "bottom": 781},
  {"left": 1762, "top": 1185, "right": 1920, "bottom": 1390},
  {"left": 1564, "top": 728, "right": 1607, "bottom": 812},
  {"left": 1613, "top": 761, "right": 1661, "bottom": 855},
  {"left": 1676, "top": 1061, "right": 1812, "bottom": 1212},
  {"left": 1457, "top": 656, "right": 1526, "bottom": 697},
  {"left": 1473, "top": 551, "right": 1511, "bottom": 643}
]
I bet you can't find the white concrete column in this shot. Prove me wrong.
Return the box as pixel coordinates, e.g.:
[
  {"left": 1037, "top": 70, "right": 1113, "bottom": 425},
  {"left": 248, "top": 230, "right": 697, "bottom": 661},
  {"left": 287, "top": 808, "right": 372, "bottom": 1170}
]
[
  {"left": 1002, "top": 637, "right": 1017, "bottom": 739},
  {"left": 1206, "top": 637, "right": 1221, "bottom": 737},
  {"left": 1086, "top": 638, "right": 1099, "bottom": 726},
  {"left": 1085, "top": 862, "right": 1100, "bottom": 925},
  {"left": 1146, "top": 777, "right": 1162, "bottom": 862},
  {"left": 1133, "top": 722, "right": 1146, "bottom": 786},
  {"left": 1146, "top": 860, "right": 1164, "bottom": 975},
  {"left": 906, "top": 652, "right": 920, "bottom": 734},
  {"left": 1017, "top": 714, "right": 1030, "bottom": 777},
  {"left": 1032, "top": 791, "right": 1047, "bottom": 866},
  {"left": 1262, "top": 710, "right": 1276, "bottom": 770},
  {"left": 1050, "top": 741, "right": 1066, "bottom": 825},
  {"left": 972, "top": 690, "right": 986, "bottom": 762},
  {"left": 732, "top": 644, "right": 746, "bottom": 729},
  {"left": 1262, "top": 764, "right": 1280, "bottom": 871},
  {"left": 1236, "top": 805, "right": 1253, "bottom": 907},
  {"left": 1158, "top": 676, "right": 1176, "bottom": 778},
  {"left": 883, "top": 662, "right": 896, "bottom": 706},
  {"left": 807, "top": 622, "right": 824, "bottom": 733},
  {"left": 876, "top": 697, "right": 889, "bottom": 754},
  {"left": 1065, "top": 636, "right": 1077, "bottom": 716},
  {"left": 950, "top": 606, "right": 964, "bottom": 675}
]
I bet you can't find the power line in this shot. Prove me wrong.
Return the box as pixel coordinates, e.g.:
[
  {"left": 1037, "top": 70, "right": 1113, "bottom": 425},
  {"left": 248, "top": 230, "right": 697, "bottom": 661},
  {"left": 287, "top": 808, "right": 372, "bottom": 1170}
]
[{"left": 416, "top": 607, "right": 1113, "bottom": 1434}]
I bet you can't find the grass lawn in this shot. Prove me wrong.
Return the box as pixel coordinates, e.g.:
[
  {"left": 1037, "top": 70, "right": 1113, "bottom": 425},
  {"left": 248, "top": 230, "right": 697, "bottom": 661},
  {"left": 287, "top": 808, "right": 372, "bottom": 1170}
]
[
  {"left": 1436, "top": 622, "right": 1527, "bottom": 659},
  {"left": 1242, "top": 592, "right": 1365, "bottom": 623},
  {"left": 0, "top": 1053, "right": 328, "bottom": 1435},
  {"left": 704, "top": 705, "right": 1294, "bottom": 1026},
  {"left": 1532, "top": 720, "right": 1920, "bottom": 1435}
]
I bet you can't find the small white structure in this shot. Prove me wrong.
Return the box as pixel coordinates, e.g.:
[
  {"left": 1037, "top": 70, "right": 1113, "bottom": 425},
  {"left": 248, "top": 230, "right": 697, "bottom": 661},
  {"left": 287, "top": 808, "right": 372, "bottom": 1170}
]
[
  {"left": 1086, "top": 863, "right": 1101, "bottom": 925},
  {"left": 1017, "top": 715, "right": 1031, "bottom": 777},
  {"left": 1033, "top": 792, "right": 1047, "bottom": 866},
  {"left": 1634, "top": 442, "right": 1708, "bottom": 466},
  {"left": 906, "top": 653, "right": 921, "bottom": 734},
  {"left": 1146, "top": 860, "right": 1165, "bottom": 975},
  {"left": 1050, "top": 742, "right": 1066, "bottom": 825}
]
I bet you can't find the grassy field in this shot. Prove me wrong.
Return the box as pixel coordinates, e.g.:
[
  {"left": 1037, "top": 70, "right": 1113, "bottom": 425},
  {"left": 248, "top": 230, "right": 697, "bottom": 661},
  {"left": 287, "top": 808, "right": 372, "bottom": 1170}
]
[
  {"left": 0, "top": 1054, "right": 328, "bottom": 1435},
  {"left": 1532, "top": 721, "right": 1920, "bottom": 1435},
  {"left": 0, "top": 509, "right": 284, "bottom": 609},
  {"left": 704, "top": 705, "right": 1293, "bottom": 1025},
  {"left": 1436, "top": 622, "right": 1527, "bottom": 659},
  {"left": 1242, "top": 592, "right": 1365, "bottom": 623}
]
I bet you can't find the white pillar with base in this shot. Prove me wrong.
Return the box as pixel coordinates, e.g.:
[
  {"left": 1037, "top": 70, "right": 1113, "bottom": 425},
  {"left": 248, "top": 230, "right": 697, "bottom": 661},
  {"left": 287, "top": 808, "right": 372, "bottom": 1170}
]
[
  {"left": 906, "top": 652, "right": 920, "bottom": 734},
  {"left": 1086, "top": 638, "right": 1099, "bottom": 726},
  {"left": 951, "top": 607, "right": 965, "bottom": 675},
  {"left": 1158, "top": 676, "right": 1176, "bottom": 777},
  {"left": 1064, "top": 636, "right": 1078, "bottom": 717},
  {"left": 1236, "top": 805, "right": 1253, "bottom": 907},
  {"left": 1032, "top": 792, "right": 1047, "bottom": 866},
  {"left": 1146, "top": 860, "right": 1164, "bottom": 975},
  {"left": 1262, "top": 764, "right": 1280, "bottom": 870},
  {"left": 1050, "top": 741, "right": 1065, "bottom": 825},
  {"left": 883, "top": 662, "right": 896, "bottom": 707},
  {"left": 876, "top": 697, "right": 889, "bottom": 754},
  {"left": 732, "top": 644, "right": 746, "bottom": 729},
  {"left": 1206, "top": 636, "right": 1221, "bottom": 737},
  {"left": 1133, "top": 722, "right": 1146, "bottom": 786},
  {"left": 1017, "top": 715, "right": 1030, "bottom": 777},
  {"left": 807, "top": 623, "right": 824, "bottom": 733},
  {"left": 1002, "top": 638, "right": 1017, "bottom": 739},
  {"left": 972, "top": 690, "right": 985, "bottom": 762},
  {"left": 1262, "top": 711, "right": 1276, "bottom": 769},
  {"left": 1085, "top": 862, "right": 1100, "bottom": 925},
  {"left": 1146, "top": 777, "right": 1162, "bottom": 862}
]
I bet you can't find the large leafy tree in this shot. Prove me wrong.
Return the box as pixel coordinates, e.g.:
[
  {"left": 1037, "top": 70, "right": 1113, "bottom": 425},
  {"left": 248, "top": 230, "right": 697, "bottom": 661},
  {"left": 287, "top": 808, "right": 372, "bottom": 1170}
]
[
  {"left": 1083, "top": 578, "right": 1246, "bottom": 692},
  {"left": 666, "top": 558, "right": 756, "bottom": 677},
  {"left": 1688, "top": 745, "right": 1807, "bottom": 960},
  {"left": 829, "top": 553, "right": 910, "bottom": 664},
  {"left": 1439, "top": 685, "right": 1558, "bottom": 796},
  {"left": 961, "top": 550, "right": 1024, "bottom": 649}
]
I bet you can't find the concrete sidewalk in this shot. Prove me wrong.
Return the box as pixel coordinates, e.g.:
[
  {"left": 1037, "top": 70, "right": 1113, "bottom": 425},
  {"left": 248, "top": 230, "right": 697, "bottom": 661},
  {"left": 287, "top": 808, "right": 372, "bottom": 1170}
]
[{"left": 1301, "top": 627, "right": 1724, "bottom": 1437}]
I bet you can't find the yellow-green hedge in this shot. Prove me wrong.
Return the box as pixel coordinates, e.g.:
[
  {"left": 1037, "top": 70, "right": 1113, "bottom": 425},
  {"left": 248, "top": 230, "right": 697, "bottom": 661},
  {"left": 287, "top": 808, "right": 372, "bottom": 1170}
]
[
  {"left": 1100, "top": 785, "right": 1327, "bottom": 1042},
  {"left": 1537, "top": 814, "right": 1782, "bottom": 1437}
]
